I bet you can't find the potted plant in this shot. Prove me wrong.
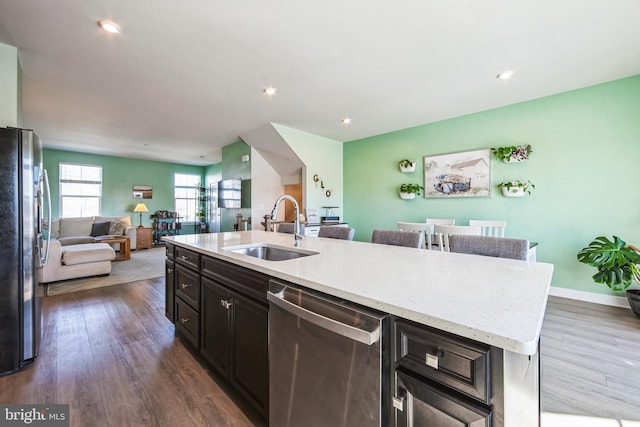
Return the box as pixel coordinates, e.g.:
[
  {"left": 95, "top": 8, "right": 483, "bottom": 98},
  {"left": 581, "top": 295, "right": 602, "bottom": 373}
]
[
  {"left": 577, "top": 236, "right": 640, "bottom": 318},
  {"left": 195, "top": 210, "right": 206, "bottom": 222},
  {"left": 496, "top": 180, "right": 534, "bottom": 197},
  {"left": 399, "top": 183, "right": 424, "bottom": 199},
  {"left": 399, "top": 159, "right": 416, "bottom": 173},
  {"left": 491, "top": 144, "right": 533, "bottom": 163}
]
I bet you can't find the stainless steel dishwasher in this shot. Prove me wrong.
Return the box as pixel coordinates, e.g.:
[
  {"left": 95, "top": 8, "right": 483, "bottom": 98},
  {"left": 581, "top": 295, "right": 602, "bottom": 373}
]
[{"left": 267, "top": 279, "right": 388, "bottom": 427}]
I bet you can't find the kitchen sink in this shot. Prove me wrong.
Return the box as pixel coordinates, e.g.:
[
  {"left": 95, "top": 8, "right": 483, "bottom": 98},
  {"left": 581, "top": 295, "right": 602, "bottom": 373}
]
[{"left": 222, "top": 243, "right": 318, "bottom": 261}]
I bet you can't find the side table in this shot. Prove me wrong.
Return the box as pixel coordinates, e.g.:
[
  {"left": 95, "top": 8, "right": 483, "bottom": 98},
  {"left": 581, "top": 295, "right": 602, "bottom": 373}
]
[
  {"left": 94, "top": 235, "right": 131, "bottom": 261},
  {"left": 136, "top": 227, "right": 153, "bottom": 250}
]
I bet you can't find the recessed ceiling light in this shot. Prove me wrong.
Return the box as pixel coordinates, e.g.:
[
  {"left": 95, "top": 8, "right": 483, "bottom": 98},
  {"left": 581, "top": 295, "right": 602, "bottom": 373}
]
[
  {"left": 341, "top": 117, "right": 352, "bottom": 125},
  {"left": 263, "top": 87, "right": 277, "bottom": 96},
  {"left": 496, "top": 70, "right": 515, "bottom": 80},
  {"left": 98, "top": 20, "right": 121, "bottom": 34}
]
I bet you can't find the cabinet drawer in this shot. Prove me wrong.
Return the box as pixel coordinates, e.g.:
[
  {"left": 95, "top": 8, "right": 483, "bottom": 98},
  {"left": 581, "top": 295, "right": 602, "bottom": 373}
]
[
  {"left": 175, "top": 297, "right": 200, "bottom": 348},
  {"left": 201, "top": 256, "right": 268, "bottom": 302},
  {"left": 175, "top": 264, "right": 200, "bottom": 309},
  {"left": 395, "top": 369, "right": 491, "bottom": 427},
  {"left": 395, "top": 320, "right": 491, "bottom": 404},
  {"left": 175, "top": 246, "right": 200, "bottom": 270},
  {"left": 166, "top": 243, "right": 175, "bottom": 259}
]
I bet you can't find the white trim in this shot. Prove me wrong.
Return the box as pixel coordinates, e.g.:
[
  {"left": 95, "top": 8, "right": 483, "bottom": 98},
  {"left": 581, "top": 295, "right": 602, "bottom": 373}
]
[{"left": 549, "top": 286, "right": 630, "bottom": 308}]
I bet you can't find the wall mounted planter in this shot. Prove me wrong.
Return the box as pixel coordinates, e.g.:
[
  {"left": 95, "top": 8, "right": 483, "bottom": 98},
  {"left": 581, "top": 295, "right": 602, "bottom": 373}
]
[
  {"left": 399, "top": 192, "right": 416, "bottom": 200},
  {"left": 501, "top": 186, "right": 526, "bottom": 197},
  {"left": 399, "top": 160, "right": 416, "bottom": 173}
]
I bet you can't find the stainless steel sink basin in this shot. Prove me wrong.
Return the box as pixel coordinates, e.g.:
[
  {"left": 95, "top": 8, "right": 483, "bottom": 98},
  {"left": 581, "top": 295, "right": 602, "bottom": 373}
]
[{"left": 222, "top": 244, "right": 318, "bottom": 261}]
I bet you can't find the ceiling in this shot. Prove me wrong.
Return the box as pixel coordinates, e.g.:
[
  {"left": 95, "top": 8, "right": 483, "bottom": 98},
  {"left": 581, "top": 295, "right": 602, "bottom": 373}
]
[{"left": 1, "top": 0, "right": 639, "bottom": 166}]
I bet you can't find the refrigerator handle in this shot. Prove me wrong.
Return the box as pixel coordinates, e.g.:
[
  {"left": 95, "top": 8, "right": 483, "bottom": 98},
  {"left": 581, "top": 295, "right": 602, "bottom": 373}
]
[{"left": 41, "top": 169, "right": 52, "bottom": 266}]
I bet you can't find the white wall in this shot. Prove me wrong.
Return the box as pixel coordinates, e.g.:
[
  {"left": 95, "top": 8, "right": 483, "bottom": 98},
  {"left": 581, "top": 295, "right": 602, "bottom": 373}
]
[
  {"left": 0, "top": 43, "right": 19, "bottom": 127},
  {"left": 250, "top": 147, "right": 284, "bottom": 229},
  {"left": 272, "top": 124, "right": 344, "bottom": 222}
]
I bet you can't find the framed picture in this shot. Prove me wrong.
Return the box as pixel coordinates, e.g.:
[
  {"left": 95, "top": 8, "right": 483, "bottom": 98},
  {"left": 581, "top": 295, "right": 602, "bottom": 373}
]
[
  {"left": 424, "top": 149, "right": 491, "bottom": 198},
  {"left": 132, "top": 185, "right": 153, "bottom": 199}
]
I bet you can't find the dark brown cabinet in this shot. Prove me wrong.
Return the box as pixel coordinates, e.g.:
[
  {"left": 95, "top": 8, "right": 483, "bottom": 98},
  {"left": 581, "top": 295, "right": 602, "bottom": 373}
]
[
  {"left": 165, "top": 247, "right": 269, "bottom": 421},
  {"left": 393, "top": 319, "right": 493, "bottom": 427},
  {"left": 165, "top": 259, "right": 175, "bottom": 322},
  {"left": 200, "top": 274, "right": 269, "bottom": 418}
]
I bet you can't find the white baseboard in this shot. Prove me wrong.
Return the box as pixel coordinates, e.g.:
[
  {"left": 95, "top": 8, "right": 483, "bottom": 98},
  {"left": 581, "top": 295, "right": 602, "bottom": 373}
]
[{"left": 549, "top": 286, "right": 630, "bottom": 308}]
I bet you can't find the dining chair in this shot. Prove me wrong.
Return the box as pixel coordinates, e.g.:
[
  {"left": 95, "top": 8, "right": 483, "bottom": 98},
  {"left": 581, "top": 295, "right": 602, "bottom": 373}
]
[
  {"left": 318, "top": 226, "right": 355, "bottom": 240},
  {"left": 371, "top": 230, "right": 424, "bottom": 249},
  {"left": 448, "top": 235, "right": 529, "bottom": 260},
  {"left": 468, "top": 220, "right": 507, "bottom": 238},
  {"left": 425, "top": 218, "right": 455, "bottom": 249},
  {"left": 397, "top": 222, "right": 432, "bottom": 249},
  {"left": 277, "top": 222, "right": 306, "bottom": 235},
  {"left": 433, "top": 224, "right": 482, "bottom": 252}
]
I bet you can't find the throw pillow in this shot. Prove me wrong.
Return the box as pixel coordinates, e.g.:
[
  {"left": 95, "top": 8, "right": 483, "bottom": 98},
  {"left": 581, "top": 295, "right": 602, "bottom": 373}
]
[
  {"left": 90, "top": 221, "right": 111, "bottom": 237},
  {"left": 109, "top": 220, "right": 126, "bottom": 236}
]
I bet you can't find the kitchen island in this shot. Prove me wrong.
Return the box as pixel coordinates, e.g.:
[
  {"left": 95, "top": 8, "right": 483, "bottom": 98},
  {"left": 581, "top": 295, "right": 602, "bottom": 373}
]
[{"left": 164, "top": 230, "right": 554, "bottom": 426}]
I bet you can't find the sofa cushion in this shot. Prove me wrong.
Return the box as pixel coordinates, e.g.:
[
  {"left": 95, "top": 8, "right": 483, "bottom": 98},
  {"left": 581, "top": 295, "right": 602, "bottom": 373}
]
[
  {"left": 95, "top": 216, "right": 132, "bottom": 236},
  {"left": 61, "top": 243, "right": 115, "bottom": 266},
  {"left": 59, "top": 236, "right": 96, "bottom": 246},
  {"left": 90, "top": 221, "right": 111, "bottom": 237},
  {"left": 45, "top": 218, "right": 60, "bottom": 239},
  {"left": 59, "top": 217, "right": 94, "bottom": 238}
]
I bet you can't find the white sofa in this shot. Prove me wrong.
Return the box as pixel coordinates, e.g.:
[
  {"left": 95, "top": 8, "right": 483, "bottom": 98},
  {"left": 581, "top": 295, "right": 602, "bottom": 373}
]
[
  {"left": 40, "top": 216, "right": 137, "bottom": 283},
  {"left": 47, "top": 216, "right": 137, "bottom": 249},
  {"left": 41, "top": 241, "right": 115, "bottom": 283}
]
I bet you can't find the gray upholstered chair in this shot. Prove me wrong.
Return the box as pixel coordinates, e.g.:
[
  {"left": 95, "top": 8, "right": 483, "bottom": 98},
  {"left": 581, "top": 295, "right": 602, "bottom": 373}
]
[
  {"left": 318, "top": 226, "right": 355, "bottom": 240},
  {"left": 371, "top": 230, "right": 424, "bottom": 249},
  {"left": 448, "top": 235, "right": 529, "bottom": 260},
  {"left": 277, "top": 222, "right": 305, "bottom": 234}
]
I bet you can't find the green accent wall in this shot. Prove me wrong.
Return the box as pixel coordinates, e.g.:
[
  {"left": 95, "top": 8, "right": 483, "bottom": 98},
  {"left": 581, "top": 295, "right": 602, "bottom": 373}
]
[
  {"left": 220, "top": 140, "right": 251, "bottom": 231},
  {"left": 43, "top": 149, "right": 205, "bottom": 230},
  {"left": 344, "top": 75, "right": 640, "bottom": 296}
]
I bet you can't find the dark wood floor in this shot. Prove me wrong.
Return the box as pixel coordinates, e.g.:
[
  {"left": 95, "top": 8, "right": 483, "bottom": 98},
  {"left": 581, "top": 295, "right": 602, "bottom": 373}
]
[
  {"left": 1, "top": 280, "right": 639, "bottom": 425},
  {"left": 0, "top": 278, "right": 265, "bottom": 427}
]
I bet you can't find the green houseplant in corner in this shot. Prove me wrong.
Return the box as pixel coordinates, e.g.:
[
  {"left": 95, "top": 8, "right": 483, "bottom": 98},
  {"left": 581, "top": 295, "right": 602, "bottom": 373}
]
[
  {"left": 399, "top": 183, "right": 424, "bottom": 200},
  {"left": 577, "top": 235, "right": 640, "bottom": 318}
]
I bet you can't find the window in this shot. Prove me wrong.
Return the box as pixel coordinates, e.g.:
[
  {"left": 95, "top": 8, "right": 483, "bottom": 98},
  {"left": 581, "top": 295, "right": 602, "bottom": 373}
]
[
  {"left": 59, "top": 163, "right": 102, "bottom": 217},
  {"left": 175, "top": 173, "right": 200, "bottom": 222}
]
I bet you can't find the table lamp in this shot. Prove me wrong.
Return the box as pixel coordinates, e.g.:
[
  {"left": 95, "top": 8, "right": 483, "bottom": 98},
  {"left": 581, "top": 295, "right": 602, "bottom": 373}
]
[{"left": 133, "top": 203, "right": 148, "bottom": 228}]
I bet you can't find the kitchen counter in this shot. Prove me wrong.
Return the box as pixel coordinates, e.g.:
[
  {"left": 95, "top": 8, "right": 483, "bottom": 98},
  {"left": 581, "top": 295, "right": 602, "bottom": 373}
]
[{"left": 164, "top": 230, "right": 553, "bottom": 355}]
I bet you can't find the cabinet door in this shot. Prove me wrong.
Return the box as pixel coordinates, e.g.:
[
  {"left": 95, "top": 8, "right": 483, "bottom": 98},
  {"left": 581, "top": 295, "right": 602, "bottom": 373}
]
[
  {"left": 394, "top": 370, "right": 491, "bottom": 427},
  {"left": 201, "top": 277, "right": 232, "bottom": 377},
  {"left": 165, "top": 259, "right": 175, "bottom": 322},
  {"left": 229, "top": 291, "right": 269, "bottom": 418}
]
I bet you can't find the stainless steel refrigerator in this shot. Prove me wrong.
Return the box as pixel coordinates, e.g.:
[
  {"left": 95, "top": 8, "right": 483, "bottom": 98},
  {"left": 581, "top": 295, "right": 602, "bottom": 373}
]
[{"left": 0, "top": 127, "right": 51, "bottom": 377}]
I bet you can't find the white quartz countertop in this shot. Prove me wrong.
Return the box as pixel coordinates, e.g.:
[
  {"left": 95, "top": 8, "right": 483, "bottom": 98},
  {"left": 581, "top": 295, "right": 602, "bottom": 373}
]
[{"left": 165, "top": 231, "right": 554, "bottom": 355}]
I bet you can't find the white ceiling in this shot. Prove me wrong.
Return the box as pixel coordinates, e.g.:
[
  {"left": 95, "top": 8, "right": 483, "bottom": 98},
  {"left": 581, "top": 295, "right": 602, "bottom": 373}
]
[{"left": 1, "top": 0, "right": 639, "bottom": 166}]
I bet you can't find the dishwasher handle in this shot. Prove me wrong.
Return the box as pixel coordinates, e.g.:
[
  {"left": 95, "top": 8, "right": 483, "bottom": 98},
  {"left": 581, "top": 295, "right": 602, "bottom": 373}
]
[{"left": 267, "top": 287, "right": 380, "bottom": 346}]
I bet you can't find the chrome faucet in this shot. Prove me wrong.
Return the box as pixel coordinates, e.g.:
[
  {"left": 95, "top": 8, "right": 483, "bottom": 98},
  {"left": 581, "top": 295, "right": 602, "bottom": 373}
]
[{"left": 271, "top": 194, "right": 303, "bottom": 247}]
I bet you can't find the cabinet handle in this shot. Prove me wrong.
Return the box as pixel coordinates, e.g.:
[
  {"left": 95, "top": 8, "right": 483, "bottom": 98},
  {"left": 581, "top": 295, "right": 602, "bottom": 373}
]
[
  {"left": 180, "top": 318, "right": 190, "bottom": 324},
  {"left": 167, "top": 268, "right": 173, "bottom": 273},
  {"left": 392, "top": 396, "right": 404, "bottom": 411},
  {"left": 181, "top": 283, "right": 190, "bottom": 289},
  {"left": 425, "top": 350, "right": 444, "bottom": 369},
  {"left": 220, "top": 299, "right": 233, "bottom": 310},
  {"left": 181, "top": 255, "right": 189, "bottom": 261}
]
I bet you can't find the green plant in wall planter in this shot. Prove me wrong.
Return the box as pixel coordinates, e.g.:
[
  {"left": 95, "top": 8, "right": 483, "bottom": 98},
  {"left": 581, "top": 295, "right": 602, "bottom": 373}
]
[
  {"left": 496, "top": 180, "right": 534, "bottom": 197},
  {"left": 399, "top": 159, "right": 417, "bottom": 173},
  {"left": 399, "top": 183, "right": 424, "bottom": 200},
  {"left": 491, "top": 144, "right": 533, "bottom": 163},
  {"left": 577, "top": 236, "right": 640, "bottom": 318}
]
